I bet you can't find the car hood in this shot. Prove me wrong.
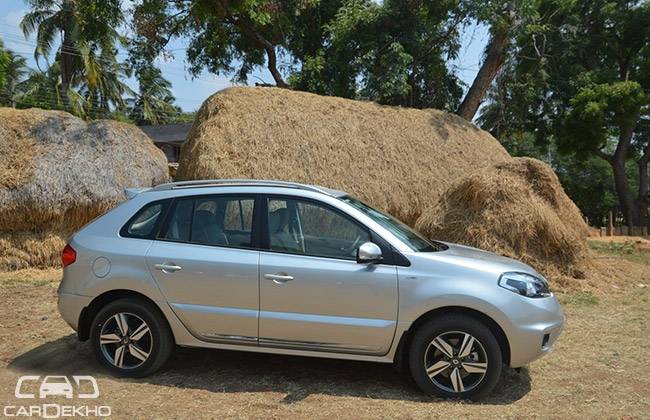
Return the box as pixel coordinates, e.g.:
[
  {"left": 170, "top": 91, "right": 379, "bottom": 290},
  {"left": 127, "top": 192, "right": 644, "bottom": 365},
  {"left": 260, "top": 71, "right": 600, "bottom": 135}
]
[{"left": 412, "top": 242, "right": 540, "bottom": 278}]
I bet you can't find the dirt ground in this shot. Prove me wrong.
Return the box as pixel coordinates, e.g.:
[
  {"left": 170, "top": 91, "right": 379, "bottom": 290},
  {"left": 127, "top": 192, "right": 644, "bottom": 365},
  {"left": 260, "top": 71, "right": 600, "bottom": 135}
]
[{"left": 0, "top": 250, "right": 648, "bottom": 419}]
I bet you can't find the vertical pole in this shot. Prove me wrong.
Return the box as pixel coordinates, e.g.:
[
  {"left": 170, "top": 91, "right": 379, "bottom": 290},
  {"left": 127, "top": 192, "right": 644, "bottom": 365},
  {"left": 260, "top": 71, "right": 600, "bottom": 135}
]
[{"left": 607, "top": 211, "right": 613, "bottom": 236}]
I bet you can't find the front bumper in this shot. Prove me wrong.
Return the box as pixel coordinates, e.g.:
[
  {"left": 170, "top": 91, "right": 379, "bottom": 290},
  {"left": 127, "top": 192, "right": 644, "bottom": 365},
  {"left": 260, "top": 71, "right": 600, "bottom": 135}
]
[
  {"left": 57, "top": 292, "right": 92, "bottom": 332},
  {"left": 505, "top": 294, "right": 565, "bottom": 367}
]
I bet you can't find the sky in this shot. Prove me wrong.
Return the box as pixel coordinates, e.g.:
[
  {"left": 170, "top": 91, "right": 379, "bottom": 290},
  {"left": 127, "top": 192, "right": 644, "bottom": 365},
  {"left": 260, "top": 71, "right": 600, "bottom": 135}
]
[{"left": 0, "top": 0, "right": 488, "bottom": 112}]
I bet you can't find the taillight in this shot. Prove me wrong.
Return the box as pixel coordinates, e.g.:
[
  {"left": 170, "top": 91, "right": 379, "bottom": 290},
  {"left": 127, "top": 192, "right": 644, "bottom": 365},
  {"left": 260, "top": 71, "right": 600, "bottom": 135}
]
[{"left": 62, "top": 244, "right": 77, "bottom": 267}]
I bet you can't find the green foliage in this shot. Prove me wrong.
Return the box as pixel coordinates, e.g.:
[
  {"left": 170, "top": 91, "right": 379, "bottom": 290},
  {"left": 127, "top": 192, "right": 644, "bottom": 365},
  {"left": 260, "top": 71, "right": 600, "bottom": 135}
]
[
  {"left": 462, "top": 0, "right": 540, "bottom": 25},
  {"left": 0, "top": 40, "right": 9, "bottom": 89},
  {"left": 0, "top": 49, "right": 28, "bottom": 106},
  {"left": 129, "top": 0, "right": 464, "bottom": 108},
  {"left": 480, "top": 0, "right": 650, "bottom": 226},
  {"left": 495, "top": 131, "right": 618, "bottom": 225},
  {"left": 21, "top": 0, "right": 122, "bottom": 64},
  {"left": 294, "top": 0, "right": 464, "bottom": 108},
  {"left": 554, "top": 155, "right": 619, "bottom": 226},
  {"left": 14, "top": 65, "right": 66, "bottom": 112},
  {"left": 286, "top": 0, "right": 357, "bottom": 98},
  {"left": 128, "top": 66, "right": 179, "bottom": 125},
  {"left": 560, "top": 81, "right": 648, "bottom": 156},
  {"left": 15, "top": 0, "right": 182, "bottom": 124},
  {"left": 19, "top": 0, "right": 127, "bottom": 116},
  {"left": 130, "top": 0, "right": 311, "bottom": 86}
]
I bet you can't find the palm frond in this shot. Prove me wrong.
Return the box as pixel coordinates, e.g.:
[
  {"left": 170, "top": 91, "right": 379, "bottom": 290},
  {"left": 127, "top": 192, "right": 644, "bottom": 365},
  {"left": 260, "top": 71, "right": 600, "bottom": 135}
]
[
  {"left": 20, "top": 9, "right": 54, "bottom": 37},
  {"left": 66, "top": 87, "right": 87, "bottom": 118},
  {"left": 34, "top": 15, "right": 59, "bottom": 60}
]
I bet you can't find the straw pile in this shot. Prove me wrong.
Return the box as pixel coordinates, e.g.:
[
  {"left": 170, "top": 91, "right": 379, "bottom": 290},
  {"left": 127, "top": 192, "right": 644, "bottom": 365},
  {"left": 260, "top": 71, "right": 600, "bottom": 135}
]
[
  {"left": 415, "top": 158, "right": 591, "bottom": 277},
  {"left": 178, "top": 87, "right": 590, "bottom": 279},
  {"left": 0, "top": 108, "right": 169, "bottom": 270},
  {"left": 177, "top": 87, "right": 511, "bottom": 225}
]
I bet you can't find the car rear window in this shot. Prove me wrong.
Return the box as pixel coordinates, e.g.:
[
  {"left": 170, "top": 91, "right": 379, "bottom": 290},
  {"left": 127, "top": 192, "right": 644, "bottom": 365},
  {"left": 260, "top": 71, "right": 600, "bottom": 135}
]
[{"left": 120, "top": 200, "right": 169, "bottom": 239}]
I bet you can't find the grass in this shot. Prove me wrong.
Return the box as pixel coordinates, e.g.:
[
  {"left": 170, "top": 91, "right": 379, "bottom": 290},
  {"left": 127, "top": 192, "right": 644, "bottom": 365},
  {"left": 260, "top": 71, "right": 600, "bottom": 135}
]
[
  {"left": 588, "top": 239, "right": 650, "bottom": 266},
  {"left": 0, "top": 268, "right": 60, "bottom": 287},
  {"left": 0, "top": 278, "right": 50, "bottom": 287},
  {"left": 557, "top": 291, "right": 599, "bottom": 306}
]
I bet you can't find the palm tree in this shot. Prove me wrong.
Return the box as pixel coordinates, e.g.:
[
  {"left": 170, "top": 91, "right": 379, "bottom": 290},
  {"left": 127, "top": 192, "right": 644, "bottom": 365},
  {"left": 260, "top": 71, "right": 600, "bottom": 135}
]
[
  {"left": 71, "top": 41, "right": 133, "bottom": 118},
  {"left": 129, "top": 66, "right": 179, "bottom": 125},
  {"left": 0, "top": 50, "right": 29, "bottom": 107},
  {"left": 0, "top": 40, "right": 9, "bottom": 89},
  {"left": 20, "top": 0, "right": 79, "bottom": 106},
  {"left": 19, "top": 0, "right": 124, "bottom": 112},
  {"left": 14, "top": 64, "right": 65, "bottom": 110}
]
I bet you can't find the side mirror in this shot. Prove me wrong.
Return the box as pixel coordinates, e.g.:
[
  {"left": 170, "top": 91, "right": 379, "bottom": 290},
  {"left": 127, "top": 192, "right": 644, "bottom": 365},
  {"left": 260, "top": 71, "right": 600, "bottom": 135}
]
[{"left": 357, "top": 242, "right": 382, "bottom": 264}]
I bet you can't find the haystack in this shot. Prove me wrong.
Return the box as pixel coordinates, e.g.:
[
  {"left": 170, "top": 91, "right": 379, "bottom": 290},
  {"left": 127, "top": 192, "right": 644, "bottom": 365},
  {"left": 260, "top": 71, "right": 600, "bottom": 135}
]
[
  {"left": 0, "top": 108, "right": 169, "bottom": 270},
  {"left": 415, "top": 158, "right": 591, "bottom": 277},
  {"left": 177, "top": 87, "right": 511, "bottom": 225},
  {"left": 178, "top": 87, "right": 590, "bottom": 279}
]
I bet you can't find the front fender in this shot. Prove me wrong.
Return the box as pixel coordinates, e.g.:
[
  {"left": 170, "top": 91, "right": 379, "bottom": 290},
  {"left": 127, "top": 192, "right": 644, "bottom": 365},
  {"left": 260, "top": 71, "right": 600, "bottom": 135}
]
[{"left": 397, "top": 261, "right": 519, "bottom": 349}]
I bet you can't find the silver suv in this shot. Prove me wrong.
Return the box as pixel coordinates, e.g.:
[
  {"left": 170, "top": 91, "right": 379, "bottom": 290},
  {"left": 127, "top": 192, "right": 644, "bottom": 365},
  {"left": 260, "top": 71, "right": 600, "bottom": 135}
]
[{"left": 57, "top": 179, "right": 564, "bottom": 400}]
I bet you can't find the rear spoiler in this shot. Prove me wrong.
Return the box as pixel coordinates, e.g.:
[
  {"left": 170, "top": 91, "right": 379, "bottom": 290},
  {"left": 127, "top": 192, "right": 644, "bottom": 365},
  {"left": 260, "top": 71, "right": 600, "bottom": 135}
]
[{"left": 125, "top": 187, "right": 152, "bottom": 199}]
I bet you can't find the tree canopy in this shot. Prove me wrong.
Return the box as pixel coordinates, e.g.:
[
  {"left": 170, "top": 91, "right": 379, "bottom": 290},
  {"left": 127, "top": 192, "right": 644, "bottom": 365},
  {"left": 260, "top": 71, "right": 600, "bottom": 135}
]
[
  {"left": 0, "top": 40, "right": 9, "bottom": 89},
  {"left": 480, "top": 0, "right": 650, "bottom": 226}
]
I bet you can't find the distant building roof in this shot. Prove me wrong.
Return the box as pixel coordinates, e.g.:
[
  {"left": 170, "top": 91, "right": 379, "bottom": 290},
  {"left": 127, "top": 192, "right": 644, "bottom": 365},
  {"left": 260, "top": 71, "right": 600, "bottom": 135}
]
[{"left": 140, "top": 123, "right": 192, "bottom": 145}]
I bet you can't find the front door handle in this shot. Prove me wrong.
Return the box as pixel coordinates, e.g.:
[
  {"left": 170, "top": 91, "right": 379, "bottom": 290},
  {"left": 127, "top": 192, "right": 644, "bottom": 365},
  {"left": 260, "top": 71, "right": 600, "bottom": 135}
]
[
  {"left": 154, "top": 263, "right": 182, "bottom": 273},
  {"left": 264, "top": 273, "right": 294, "bottom": 284}
]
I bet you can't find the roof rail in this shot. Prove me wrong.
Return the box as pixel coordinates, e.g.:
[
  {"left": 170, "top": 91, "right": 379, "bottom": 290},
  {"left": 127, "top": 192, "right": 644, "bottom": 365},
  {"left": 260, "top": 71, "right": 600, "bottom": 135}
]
[{"left": 150, "top": 179, "right": 345, "bottom": 197}]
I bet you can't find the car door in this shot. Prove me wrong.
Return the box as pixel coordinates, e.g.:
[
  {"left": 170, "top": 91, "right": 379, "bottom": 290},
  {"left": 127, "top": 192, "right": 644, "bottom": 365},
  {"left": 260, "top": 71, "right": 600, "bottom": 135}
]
[
  {"left": 146, "top": 194, "right": 260, "bottom": 344},
  {"left": 258, "top": 196, "right": 398, "bottom": 355}
]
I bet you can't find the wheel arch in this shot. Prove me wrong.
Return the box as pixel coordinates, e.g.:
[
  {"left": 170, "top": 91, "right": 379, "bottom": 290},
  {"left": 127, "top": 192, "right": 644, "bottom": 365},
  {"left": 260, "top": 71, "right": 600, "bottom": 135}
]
[
  {"left": 394, "top": 306, "right": 511, "bottom": 373},
  {"left": 77, "top": 289, "right": 173, "bottom": 342}
]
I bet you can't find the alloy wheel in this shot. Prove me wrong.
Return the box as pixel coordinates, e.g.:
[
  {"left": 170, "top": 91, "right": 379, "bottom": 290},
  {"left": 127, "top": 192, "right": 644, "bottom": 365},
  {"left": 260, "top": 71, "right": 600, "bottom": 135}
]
[
  {"left": 423, "top": 331, "right": 488, "bottom": 393},
  {"left": 99, "top": 312, "right": 153, "bottom": 369}
]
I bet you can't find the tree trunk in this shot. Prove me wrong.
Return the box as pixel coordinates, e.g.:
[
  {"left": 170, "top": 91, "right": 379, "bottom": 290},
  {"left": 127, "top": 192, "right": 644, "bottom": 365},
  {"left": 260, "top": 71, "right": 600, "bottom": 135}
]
[
  {"left": 636, "top": 141, "right": 650, "bottom": 227},
  {"left": 262, "top": 43, "right": 288, "bottom": 88},
  {"left": 456, "top": 25, "right": 510, "bottom": 121},
  {"left": 610, "top": 154, "right": 638, "bottom": 226},
  {"left": 607, "top": 124, "right": 640, "bottom": 226},
  {"left": 234, "top": 17, "right": 289, "bottom": 88},
  {"left": 59, "top": 29, "right": 75, "bottom": 108}
]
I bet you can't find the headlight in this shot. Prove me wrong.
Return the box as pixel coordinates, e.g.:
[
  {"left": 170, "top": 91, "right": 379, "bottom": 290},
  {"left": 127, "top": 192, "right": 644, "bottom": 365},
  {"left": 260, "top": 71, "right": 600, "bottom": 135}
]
[{"left": 498, "top": 272, "right": 551, "bottom": 298}]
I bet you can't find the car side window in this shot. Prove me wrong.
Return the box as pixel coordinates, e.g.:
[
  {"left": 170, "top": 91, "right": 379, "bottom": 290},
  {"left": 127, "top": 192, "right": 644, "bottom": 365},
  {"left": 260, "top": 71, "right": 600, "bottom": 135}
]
[
  {"left": 267, "top": 198, "right": 370, "bottom": 260},
  {"left": 224, "top": 199, "right": 254, "bottom": 231},
  {"left": 163, "top": 199, "right": 193, "bottom": 242},
  {"left": 121, "top": 200, "right": 168, "bottom": 239},
  {"left": 162, "top": 196, "right": 255, "bottom": 248}
]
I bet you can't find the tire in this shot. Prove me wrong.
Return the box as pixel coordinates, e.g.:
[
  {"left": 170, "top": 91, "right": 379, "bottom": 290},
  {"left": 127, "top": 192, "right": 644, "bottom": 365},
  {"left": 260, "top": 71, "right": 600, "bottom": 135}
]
[
  {"left": 90, "top": 297, "right": 174, "bottom": 377},
  {"left": 408, "top": 314, "right": 502, "bottom": 400}
]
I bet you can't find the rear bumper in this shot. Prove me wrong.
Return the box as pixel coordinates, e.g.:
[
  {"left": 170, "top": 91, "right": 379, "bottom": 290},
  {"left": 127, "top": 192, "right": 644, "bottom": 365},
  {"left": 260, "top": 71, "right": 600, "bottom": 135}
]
[
  {"left": 57, "top": 292, "right": 91, "bottom": 332},
  {"left": 506, "top": 295, "right": 565, "bottom": 367}
]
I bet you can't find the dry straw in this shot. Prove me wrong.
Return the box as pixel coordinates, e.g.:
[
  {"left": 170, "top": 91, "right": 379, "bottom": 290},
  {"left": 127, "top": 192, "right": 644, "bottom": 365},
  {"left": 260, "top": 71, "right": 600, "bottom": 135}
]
[
  {"left": 177, "top": 87, "right": 511, "bottom": 226},
  {"left": 415, "top": 158, "right": 591, "bottom": 277},
  {"left": 0, "top": 107, "right": 169, "bottom": 270},
  {"left": 179, "top": 87, "right": 590, "bottom": 279}
]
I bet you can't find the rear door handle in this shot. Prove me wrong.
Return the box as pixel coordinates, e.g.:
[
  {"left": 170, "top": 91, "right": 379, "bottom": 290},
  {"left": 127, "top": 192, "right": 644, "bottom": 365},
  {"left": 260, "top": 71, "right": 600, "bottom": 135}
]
[
  {"left": 264, "top": 273, "right": 294, "bottom": 284},
  {"left": 154, "top": 263, "right": 182, "bottom": 273}
]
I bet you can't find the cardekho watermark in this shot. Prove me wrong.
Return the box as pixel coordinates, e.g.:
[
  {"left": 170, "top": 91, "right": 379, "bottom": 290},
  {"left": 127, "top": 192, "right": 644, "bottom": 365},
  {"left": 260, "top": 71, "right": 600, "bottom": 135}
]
[{"left": 4, "top": 375, "right": 111, "bottom": 417}]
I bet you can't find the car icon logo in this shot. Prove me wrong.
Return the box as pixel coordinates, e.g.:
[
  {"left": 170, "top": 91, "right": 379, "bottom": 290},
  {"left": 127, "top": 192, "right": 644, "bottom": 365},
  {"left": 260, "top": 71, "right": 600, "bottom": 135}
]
[{"left": 39, "top": 376, "right": 74, "bottom": 399}]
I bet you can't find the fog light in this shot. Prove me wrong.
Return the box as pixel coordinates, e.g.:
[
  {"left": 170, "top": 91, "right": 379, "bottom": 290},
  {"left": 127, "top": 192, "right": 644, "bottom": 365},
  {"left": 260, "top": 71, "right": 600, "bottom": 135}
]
[{"left": 542, "top": 333, "right": 550, "bottom": 348}]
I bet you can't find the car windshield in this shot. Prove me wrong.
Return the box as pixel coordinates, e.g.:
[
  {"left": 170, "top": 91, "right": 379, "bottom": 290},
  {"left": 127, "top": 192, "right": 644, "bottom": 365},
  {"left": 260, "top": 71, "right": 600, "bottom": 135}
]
[{"left": 340, "top": 196, "right": 446, "bottom": 252}]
